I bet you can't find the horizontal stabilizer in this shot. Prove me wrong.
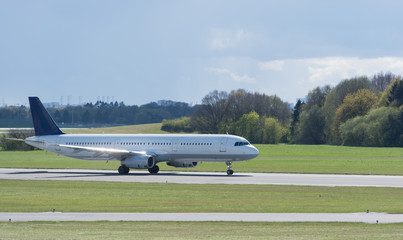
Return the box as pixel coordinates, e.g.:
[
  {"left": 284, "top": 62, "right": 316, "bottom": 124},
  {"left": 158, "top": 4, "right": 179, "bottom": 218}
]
[{"left": 6, "top": 138, "right": 26, "bottom": 142}]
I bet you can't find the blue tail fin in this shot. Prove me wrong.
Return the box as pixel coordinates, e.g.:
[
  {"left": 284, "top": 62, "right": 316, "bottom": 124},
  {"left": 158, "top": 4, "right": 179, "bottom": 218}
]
[{"left": 29, "top": 97, "right": 64, "bottom": 136}]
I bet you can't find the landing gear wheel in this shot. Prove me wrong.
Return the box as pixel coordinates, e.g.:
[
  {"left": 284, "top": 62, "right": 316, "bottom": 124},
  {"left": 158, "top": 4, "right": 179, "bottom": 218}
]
[
  {"left": 118, "top": 165, "right": 129, "bottom": 175},
  {"left": 148, "top": 165, "right": 159, "bottom": 174},
  {"left": 226, "top": 161, "right": 234, "bottom": 175}
]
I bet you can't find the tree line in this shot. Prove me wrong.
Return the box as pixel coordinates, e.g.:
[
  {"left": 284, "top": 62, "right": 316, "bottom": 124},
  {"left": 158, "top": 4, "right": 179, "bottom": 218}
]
[
  {"left": 163, "top": 89, "right": 291, "bottom": 144},
  {"left": 2, "top": 72, "right": 402, "bottom": 148},
  {"left": 0, "top": 100, "right": 197, "bottom": 126},
  {"left": 163, "top": 72, "right": 403, "bottom": 147},
  {"left": 291, "top": 72, "right": 403, "bottom": 147}
]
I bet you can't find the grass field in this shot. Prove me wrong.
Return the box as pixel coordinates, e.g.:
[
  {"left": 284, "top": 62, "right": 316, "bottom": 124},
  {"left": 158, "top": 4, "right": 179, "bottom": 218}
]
[
  {"left": 1, "top": 180, "right": 402, "bottom": 213},
  {"left": 0, "top": 144, "right": 402, "bottom": 175},
  {"left": 1, "top": 222, "right": 402, "bottom": 239},
  {"left": 250, "top": 144, "right": 403, "bottom": 175}
]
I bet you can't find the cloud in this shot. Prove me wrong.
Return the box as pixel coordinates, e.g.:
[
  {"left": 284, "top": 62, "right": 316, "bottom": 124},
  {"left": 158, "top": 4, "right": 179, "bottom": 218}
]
[
  {"left": 207, "top": 67, "right": 256, "bottom": 83},
  {"left": 258, "top": 57, "right": 403, "bottom": 85},
  {"left": 302, "top": 57, "right": 403, "bottom": 84},
  {"left": 209, "top": 29, "right": 250, "bottom": 50},
  {"left": 204, "top": 56, "right": 403, "bottom": 103},
  {"left": 258, "top": 60, "right": 285, "bottom": 71}
]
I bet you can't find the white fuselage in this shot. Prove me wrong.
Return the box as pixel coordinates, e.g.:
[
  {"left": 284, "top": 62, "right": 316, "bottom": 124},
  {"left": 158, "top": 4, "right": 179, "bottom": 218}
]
[{"left": 26, "top": 134, "right": 259, "bottom": 163}]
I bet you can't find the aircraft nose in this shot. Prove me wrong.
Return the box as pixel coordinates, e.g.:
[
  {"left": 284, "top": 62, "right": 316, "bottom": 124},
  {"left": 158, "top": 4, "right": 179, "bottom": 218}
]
[
  {"left": 252, "top": 146, "right": 259, "bottom": 158},
  {"left": 245, "top": 145, "right": 259, "bottom": 159}
]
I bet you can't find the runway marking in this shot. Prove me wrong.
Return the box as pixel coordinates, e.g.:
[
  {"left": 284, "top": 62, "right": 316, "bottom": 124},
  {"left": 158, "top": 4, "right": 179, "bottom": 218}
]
[
  {"left": 0, "top": 168, "right": 403, "bottom": 188},
  {"left": 1, "top": 212, "right": 403, "bottom": 223}
]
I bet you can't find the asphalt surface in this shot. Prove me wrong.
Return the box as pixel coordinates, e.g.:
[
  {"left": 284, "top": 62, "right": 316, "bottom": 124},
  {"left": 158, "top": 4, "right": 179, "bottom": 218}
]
[
  {"left": 0, "top": 168, "right": 403, "bottom": 187},
  {"left": 1, "top": 212, "right": 403, "bottom": 223}
]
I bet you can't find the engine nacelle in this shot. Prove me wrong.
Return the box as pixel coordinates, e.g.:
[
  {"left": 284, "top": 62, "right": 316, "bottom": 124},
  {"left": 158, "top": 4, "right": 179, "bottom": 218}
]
[
  {"left": 166, "top": 161, "right": 199, "bottom": 168},
  {"left": 124, "top": 155, "right": 155, "bottom": 169}
]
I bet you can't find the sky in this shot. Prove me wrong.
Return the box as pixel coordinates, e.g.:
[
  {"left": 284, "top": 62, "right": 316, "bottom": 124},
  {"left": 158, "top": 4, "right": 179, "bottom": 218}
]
[{"left": 1, "top": 0, "right": 403, "bottom": 106}]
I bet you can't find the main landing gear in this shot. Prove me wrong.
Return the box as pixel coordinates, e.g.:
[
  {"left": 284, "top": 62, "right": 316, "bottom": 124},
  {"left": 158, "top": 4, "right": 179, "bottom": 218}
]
[
  {"left": 226, "top": 161, "right": 234, "bottom": 175},
  {"left": 148, "top": 165, "right": 159, "bottom": 174},
  {"left": 118, "top": 165, "right": 129, "bottom": 175},
  {"left": 118, "top": 165, "right": 160, "bottom": 174}
]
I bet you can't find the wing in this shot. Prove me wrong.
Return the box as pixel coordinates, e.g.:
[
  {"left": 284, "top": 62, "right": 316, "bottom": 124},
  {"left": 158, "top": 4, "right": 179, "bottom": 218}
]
[{"left": 58, "top": 144, "right": 152, "bottom": 160}]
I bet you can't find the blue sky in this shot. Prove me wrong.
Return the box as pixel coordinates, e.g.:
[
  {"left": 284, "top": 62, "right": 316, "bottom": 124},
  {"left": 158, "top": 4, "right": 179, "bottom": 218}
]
[{"left": 1, "top": 0, "right": 403, "bottom": 106}]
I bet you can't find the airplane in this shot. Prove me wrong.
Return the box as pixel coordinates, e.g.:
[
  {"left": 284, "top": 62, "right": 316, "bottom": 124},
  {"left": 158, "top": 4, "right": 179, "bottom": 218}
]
[{"left": 17, "top": 97, "right": 259, "bottom": 175}]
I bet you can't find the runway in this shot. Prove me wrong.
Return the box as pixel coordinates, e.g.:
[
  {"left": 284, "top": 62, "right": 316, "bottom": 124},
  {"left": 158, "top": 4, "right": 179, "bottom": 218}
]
[
  {"left": 2, "top": 212, "right": 403, "bottom": 223},
  {"left": 1, "top": 168, "right": 403, "bottom": 187}
]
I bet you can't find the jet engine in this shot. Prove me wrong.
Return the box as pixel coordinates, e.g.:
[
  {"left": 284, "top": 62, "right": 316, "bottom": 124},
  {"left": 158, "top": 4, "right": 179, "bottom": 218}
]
[
  {"left": 166, "top": 161, "right": 199, "bottom": 168},
  {"left": 124, "top": 155, "right": 155, "bottom": 169}
]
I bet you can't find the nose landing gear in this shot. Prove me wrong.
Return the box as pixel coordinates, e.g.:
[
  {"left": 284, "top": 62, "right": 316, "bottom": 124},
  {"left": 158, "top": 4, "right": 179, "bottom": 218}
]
[{"left": 226, "top": 161, "right": 234, "bottom": 175}]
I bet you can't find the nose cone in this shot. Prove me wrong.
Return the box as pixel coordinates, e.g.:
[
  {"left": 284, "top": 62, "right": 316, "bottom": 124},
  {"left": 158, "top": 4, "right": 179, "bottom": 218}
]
[
  {"left": 251, "top": 145, "right": 259, "bottom": 158},
  {"left": 244, "top": 145, "right": 259, "bottom": 160}
]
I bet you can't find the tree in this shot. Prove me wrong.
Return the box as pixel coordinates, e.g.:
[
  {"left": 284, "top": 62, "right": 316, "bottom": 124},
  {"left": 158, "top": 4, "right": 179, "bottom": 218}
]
[
  {"left": 290, "top": 99, "right": 304, "bottom": 142},
  {"left": 232, "top": 111, "right": 262, "bottom": 143},
  {"left": 294, "top": 105, "right": 326, "bottom": 144},
  {"left": 161, "top": 117, "right": 194, "bottom": 133},
  {"left": 323, "top": 77, "right": 373, "bottom": 144},
  {"left": 371, "top": 72, "right": 398, "bottom": 92},
  {"left": 378, "top": 78, "right": 403, "bottom": 107},
  {"left": 262, "top": 117, "right": 285, "bottom": 144},
  {"left": 81, "top": 110, "right": 90, "bottom": 124},
  {"left": 332, "top": 89, "right": 378, "bottom": 144},
  {"left": 304, "top": 85, "right": 331, "bottom": 111},
  {"left": 340, "top": 107, "right": 403, "bottom": 147},
  {"left": 226, "top": 89, "right": 291, "bottom": 125},
  {"left": 191, "top": 91, "right": 231, "bottom": 133},
  {"left": 191, "top": 89, "right": 291, "bottom": 134},
  {"left": 0, "top": 129, "right": 36, "bottom": 151}
]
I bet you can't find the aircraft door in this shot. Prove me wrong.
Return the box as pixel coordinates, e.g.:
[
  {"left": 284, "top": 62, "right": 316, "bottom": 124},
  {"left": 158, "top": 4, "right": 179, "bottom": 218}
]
[
  {"left": 172, "top": 142, "right": 178, "bottom": 152},
  {"left": 220, "top": 138, "right": 227, "bottom": 152}
]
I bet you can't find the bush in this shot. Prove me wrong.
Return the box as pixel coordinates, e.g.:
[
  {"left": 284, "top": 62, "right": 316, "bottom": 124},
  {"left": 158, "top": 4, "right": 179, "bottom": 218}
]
[
  {"left": 161, "top": 117, "right": 194, "bottom": 133},
  {"left": 332, "top": 89, "right": 378, "bottom": 144},
  {"left": 340, "top": 107, "right": 403, "bottom": 147},
  {"left": 0, "top": 129, "right": 37, "bottom": 151},
  {"left": 232, "top": 111, "right": 262, "bottom": 144},
  {"left": 262, "top": 117, "right": 286, "bottom": 144},
  {"left": 294, "top": 105, "right": 326, "bottom": 144}
]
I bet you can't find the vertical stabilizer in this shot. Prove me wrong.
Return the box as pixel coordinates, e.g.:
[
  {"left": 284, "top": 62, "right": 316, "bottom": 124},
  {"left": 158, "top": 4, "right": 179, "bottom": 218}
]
[{"left": 29, "top": 97, "right": 64, "bottom": 136}]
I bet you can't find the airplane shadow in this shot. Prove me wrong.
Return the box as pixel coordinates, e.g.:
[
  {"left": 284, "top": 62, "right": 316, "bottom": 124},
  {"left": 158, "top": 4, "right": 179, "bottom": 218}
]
[{"left": 9, "top": 170, "right": 252, "bottom": 178}]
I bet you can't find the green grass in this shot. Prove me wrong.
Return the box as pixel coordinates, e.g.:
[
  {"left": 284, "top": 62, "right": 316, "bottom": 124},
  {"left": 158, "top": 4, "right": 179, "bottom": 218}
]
[
  {"left": 1, "top": 144, "right": 403, "bottom": 175},
  {"left": 1, "top": 180, "right": 402, "bottom": 213},
  {"left": 0, "top": 151, "right": 122, "bottom": 170},
  {"left": 0, "top": 222, "right": 402, "bottom": 239},
  {"left": 243, "top": 144, "right": 403, "bottom": 175}
]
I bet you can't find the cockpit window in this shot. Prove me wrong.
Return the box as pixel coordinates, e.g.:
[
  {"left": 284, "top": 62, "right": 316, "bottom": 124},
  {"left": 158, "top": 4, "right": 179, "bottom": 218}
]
[{"left": 234, "top": 141, "right": 250, "bottom": 146}]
